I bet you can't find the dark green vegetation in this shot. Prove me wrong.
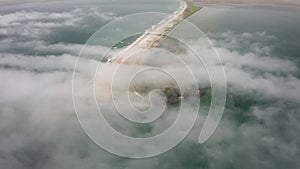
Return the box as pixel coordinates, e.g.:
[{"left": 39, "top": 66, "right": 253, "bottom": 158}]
[
  {"left": 182, "top": 0, "right": 202, "bottom": 19},
  {"left": 163, "top": 87, "right": 181, "bottom": 104}
]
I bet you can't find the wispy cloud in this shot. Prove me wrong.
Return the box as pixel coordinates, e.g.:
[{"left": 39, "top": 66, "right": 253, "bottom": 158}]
[{"left": 0, "top": 7, "right": 299, "bottom": 169}]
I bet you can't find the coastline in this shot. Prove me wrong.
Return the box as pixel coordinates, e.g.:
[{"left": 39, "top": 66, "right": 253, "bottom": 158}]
[
  {"left": 112, "top": 0, "right": 201, "bottom": 63},
  {"left": 111, "top": 0, "right": 300, "bottom": 64}
]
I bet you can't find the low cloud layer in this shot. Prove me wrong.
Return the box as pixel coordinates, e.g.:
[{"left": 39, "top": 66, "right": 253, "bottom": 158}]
[{"left": 0, "top": 4, "right": 299, "bottom": 169}]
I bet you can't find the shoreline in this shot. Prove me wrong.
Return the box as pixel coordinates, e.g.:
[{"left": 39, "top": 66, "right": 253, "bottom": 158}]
[
  {"left": 111, "top": 0, "right": 300, "bottom": 64},
  {"left": 112, "top": 0, "right": 200, "bottom": 63}
]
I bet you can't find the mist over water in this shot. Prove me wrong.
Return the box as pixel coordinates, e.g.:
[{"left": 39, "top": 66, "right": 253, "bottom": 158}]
[{"left": 0, "top": 1, "right": 299, "bottom": 169}]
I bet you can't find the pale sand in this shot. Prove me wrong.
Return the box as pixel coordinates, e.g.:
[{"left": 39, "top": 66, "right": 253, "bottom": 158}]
[
  {"left": 112, "top": 0, "right": 299, "bottom": 64},
  {"left": 112, "top": 0, "right": 189, "bottom": 63}
]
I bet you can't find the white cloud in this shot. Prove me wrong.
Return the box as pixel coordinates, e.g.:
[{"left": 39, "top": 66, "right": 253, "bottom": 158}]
[
  {"left": 0, "top": 6, "right": 299, "bottom": 169},
  {"left": 0, "top": 8, "right": 116, "bottom": 41}
]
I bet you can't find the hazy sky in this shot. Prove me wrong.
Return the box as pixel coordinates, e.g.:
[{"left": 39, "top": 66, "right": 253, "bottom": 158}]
[{"left": 1, "top": 0, "right": 300, "bottom": 6}]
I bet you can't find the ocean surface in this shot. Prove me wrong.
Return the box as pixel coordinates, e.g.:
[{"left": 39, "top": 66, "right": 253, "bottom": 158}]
[{"left": 190, "top": 5, "right": 300, "bottom": 65}]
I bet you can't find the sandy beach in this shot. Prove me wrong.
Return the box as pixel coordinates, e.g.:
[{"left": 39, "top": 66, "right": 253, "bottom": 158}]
[
  {"left": 112, "top": 0, "right": 189, "bottom": 63},
  {"left": 111, "top": 0, "right": 300, "bottom": 65}
]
